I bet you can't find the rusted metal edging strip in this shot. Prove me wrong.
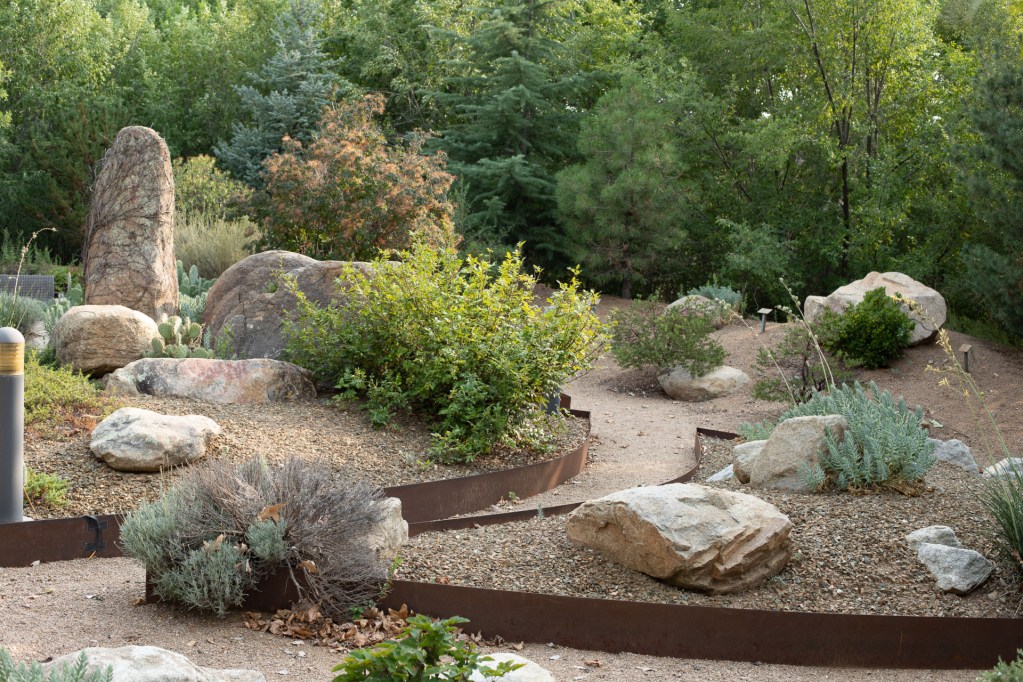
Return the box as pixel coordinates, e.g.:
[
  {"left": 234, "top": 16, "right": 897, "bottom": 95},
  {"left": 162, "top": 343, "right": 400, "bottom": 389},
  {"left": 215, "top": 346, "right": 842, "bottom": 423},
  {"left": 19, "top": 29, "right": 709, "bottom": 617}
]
[
  {"left": 380, "top": 580, "right": 1023, "bottom": 670},
  {"left": 385, "top": 405, "right": 591, "bottom": 523},
  {"left": 0, "top": 514, "right": 122, "bottom": 566}
]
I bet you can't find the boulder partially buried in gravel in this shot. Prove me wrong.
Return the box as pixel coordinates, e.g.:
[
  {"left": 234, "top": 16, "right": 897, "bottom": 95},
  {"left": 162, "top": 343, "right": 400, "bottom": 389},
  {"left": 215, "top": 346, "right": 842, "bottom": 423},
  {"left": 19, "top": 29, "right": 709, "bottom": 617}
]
[
  {"left": 927, "top": 438, "right": 979, "bottom": 474},
  {"left": 202, "top": 250, "right": 376, "bottom": 359},
  {"left": 916, "top": 543, "right": 993, "bottom": 595},
  {"left": 657, "top": 365, "right": 750, "bottom": 402},
  {"left": 749, "top": 415, "right": 847, "bottom": 492},
  {"left": 104, "top": 358, "right": 316, "bottom": 404},
  {"left": 468, "top": 653, "right": 555, "bottom": 682},
  {"left": 90, "top": 407, "right": 221, "bottom": 472},
  {"left": 53, "top": 305, "right": 160, "bottom": 375},
  {"left": 905, "top": 525, "right": 963, "bottom": 553},
  {"left": 566, "top": 483, "right": 792, "bottom": 594},
  {"left": 43, "top": 645, "right": 265, "bottom": 682}
]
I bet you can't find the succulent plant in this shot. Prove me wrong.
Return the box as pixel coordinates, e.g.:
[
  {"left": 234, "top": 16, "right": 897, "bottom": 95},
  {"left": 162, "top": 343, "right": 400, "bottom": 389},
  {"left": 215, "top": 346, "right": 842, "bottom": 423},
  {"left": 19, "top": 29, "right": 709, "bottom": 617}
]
[
  {"left": 176, "top": 260, "right": 216, "bottom": 298},
  {"left": 146, "top": 315, "right": 213, "bottom": 359}
]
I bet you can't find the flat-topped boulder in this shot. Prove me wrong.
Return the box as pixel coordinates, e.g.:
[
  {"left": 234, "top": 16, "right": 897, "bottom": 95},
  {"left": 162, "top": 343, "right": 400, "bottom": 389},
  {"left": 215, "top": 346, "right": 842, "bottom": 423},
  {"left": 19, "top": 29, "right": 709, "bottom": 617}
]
[
  {"left": 104, "top": 357, "right": 316, "bottom": 404},
  {"left": 53, "top": 305, "right": 160, "bottom": 375},
  {"left": 566, "top": 483, "right": 792, "bottom": 594},
  {"left": 90, "top": 407, "right": 221, "bottom": 472},
  {"left": 202, "top": 250, "right": 376, "bottom": 359},
  {"left": 803, "top": 271, "right": 945, "bottom": 346}
]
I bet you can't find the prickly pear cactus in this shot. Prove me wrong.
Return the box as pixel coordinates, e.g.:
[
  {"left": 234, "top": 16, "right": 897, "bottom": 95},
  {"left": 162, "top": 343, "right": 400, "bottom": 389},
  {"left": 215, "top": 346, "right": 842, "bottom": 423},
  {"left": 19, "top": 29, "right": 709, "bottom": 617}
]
[{"left": 146, "top": 314, "right": 214, "bottom": 359}]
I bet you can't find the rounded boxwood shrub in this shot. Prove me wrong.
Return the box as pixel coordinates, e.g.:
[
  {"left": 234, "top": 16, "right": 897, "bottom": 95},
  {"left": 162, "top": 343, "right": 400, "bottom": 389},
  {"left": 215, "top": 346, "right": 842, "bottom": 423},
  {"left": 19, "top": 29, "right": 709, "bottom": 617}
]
[{"left": 819, "top": 287, "right": 914, "bottom": 369}]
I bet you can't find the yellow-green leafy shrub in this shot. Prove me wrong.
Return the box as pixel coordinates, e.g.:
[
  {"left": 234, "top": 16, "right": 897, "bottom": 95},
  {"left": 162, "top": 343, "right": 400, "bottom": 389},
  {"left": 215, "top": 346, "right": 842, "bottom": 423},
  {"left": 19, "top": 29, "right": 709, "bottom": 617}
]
[{"left": 283, "top": 241, "right": 604, "bottom": 462}]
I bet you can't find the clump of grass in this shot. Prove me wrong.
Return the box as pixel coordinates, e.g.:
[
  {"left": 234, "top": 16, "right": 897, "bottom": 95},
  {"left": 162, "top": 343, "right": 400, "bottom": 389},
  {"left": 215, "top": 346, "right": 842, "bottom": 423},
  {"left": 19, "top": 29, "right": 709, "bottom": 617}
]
[
  {"left": 23, "top": 468, "right": 69, "bottom": 508},
  {"left": 0, "top": 293, "right": 46, "bottom": 335},
  {"left": 174, "top": 209, "right": 258, "bottom": 279},
  {"left": 24, "top": 351, "right": 118, "bottom": 438}
]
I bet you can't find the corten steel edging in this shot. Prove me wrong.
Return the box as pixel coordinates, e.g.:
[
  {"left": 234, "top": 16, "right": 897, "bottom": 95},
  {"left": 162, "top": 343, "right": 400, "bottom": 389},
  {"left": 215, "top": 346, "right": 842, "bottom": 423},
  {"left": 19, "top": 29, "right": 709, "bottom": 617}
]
[
  {"left": 384, "top": 404, "right": 591, "bottom": 524},
  {"left": 380, "top": 581, "right": 1023, "bottom": 670},
  {"left": 0, "top": 514, "right": 123, "bottom": 567}
]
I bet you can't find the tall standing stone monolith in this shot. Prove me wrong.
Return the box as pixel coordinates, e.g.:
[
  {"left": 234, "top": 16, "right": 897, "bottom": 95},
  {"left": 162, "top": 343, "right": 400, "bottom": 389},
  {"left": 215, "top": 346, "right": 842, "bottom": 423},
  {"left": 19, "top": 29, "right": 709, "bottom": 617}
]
[{"left": 84, "top": 126, "right": 178, "bottom": 320}]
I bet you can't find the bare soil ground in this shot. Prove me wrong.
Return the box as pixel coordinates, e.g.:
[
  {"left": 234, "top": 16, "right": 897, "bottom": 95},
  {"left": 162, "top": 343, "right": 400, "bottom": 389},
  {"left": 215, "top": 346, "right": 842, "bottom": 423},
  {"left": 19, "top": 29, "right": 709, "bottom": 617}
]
[{"left": 3, "top": 296, "right": 1022, "bottom": 681}]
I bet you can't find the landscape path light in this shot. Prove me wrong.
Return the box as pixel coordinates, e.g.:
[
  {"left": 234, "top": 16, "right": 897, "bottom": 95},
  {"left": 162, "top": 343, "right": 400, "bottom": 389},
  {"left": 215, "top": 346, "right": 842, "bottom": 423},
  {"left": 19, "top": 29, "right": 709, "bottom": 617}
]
[
  {"left": 959, "top": 343, "right": 973, "bottom": 374},
  {"left": 758, "top": 308, "right": 773, "bottom": 334},
  {"left": 0, "top": 327, "right": 23, "bottom": 524}
]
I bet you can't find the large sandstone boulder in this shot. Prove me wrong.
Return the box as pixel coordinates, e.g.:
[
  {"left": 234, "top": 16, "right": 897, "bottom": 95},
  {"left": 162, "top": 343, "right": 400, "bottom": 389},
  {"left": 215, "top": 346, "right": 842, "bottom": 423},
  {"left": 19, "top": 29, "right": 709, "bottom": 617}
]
[
  {"left": 749, "top": 415, "right": 848, "bottom": 492},
  {"left": 53, "top": 305, "right": 160, "bottom": 375},
  {"left": 202, "top": 250, "right": 376, "bottom": 359},
  {"left": 104, "top": 358, "right": 316, "bottom": 404},
  {"left": 566, "top": 483, "right": 792, "bottom": 594},
  {"left": 803, "top": 271, "right": 945, "bottom": 346},
  {"left": 657, "top": 365, "right": 750, "bottom": 402},
  {"left": 43, "top": 645, "right": 265, "bottom": 682},
  {"left": 84, "top": 126, "right": 178, "bottom": 320},
  {"left": 90, "top": 407, "right": 221, "bottom": 472}
]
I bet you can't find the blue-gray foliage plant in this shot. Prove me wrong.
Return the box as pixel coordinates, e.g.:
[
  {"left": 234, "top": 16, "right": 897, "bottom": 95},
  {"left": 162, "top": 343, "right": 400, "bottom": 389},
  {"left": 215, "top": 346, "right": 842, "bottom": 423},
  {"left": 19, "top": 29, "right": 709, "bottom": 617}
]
[{"left": 0, "top": 649, "right": 112, "bottom": 682}]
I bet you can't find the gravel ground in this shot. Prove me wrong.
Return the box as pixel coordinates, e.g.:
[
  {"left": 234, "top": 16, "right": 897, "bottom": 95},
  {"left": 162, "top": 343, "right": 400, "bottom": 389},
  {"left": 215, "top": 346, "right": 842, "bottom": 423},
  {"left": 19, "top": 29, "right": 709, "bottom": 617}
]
[{"left": 7, "top": 300, "right": 1023, "bottom": 680}]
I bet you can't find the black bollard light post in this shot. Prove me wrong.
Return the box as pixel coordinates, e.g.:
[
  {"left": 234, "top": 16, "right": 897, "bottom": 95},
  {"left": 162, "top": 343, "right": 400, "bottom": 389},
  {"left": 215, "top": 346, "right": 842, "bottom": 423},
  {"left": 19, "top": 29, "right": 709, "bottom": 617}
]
[{"left": 0, "top": 327, "right": 24, "bottom": 524}]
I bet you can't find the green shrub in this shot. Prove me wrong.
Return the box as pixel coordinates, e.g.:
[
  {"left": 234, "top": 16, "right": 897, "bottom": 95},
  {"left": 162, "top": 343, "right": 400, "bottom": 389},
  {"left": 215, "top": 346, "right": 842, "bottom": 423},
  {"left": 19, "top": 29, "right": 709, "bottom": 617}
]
[
  {"left": 819, "top": 288, "right": 914, "bottom": 369},
  {"left": 23, "top": 352, "right": 117, "bottom": 437},
  {"left": 978, "top": 650, "right": 1023, "bottom": 681},
  {"left": 330, "top": 615, "right": 521, "bottom": 682},
  {"left": 173, "top": 155, "right": 253, "bottom": 220},
  {"left": 41, "top": 279, "right": 84, "bottom": 337},
  {"left": 981, "top": 459, "right": 1023, "bottom": 578},
  {"left": 0, "top": 649, "right": 112, "bottom": 682},
  {"left": 685, "top": 281, "right": 743, "bottom": 311},
  {"left": 0, "top": 294, "right": 46, "bottom": 335},
  {"left": 608, "top": 299, "right": 725, "bottom": 375},
  {"left": 23, "top": 468, "right": 68, "bottom": 508},
  {"left": 283, "top": 242, "right": 604, "bottom": 462},
  {"left": 120, "top": 456, "right": 388, "bottom": 619},
  {"left": 779, "top": 381, "right": 935, "bottom": 491}
]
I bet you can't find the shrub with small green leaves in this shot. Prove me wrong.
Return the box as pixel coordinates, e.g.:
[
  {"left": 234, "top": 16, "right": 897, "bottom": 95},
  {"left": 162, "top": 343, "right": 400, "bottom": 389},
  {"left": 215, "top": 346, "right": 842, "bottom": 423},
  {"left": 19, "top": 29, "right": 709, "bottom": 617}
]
[
  {"left": 608, "top": 299, "right": 725, "bottom": 375},
  {"left": 776, "top": 381, "right": 935, "bottom": 491},
  {"left": 751, "top": 322, "right": 849, "bottom": 403},
  {"left": 330, "top": 615, "right": 522, "bottom": 682},
  {"left": 0, "top": 649, "right": 112, "bottom": 682},
  {"left": 977, "top": 650, "right": 1023, "bottom": 681},
  {"left": 23, "top": 468, "right": 68, "bottom": 508},
  {"left": 283, "top": 241, "right": 604, "bottom": 462},
  {"left": 23, "top": 352, "right": 117, "bottom": 437},
  {"left": 819, "top": 287, "right": 914, "bottom": 369}
]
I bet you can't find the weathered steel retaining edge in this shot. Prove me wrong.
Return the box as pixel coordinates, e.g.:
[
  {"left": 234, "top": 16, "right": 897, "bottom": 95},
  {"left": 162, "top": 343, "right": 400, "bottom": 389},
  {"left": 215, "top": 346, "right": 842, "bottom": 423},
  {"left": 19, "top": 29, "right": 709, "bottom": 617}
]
[{"left": 379, "top": 580, "right": 1022, "bottom": 670}]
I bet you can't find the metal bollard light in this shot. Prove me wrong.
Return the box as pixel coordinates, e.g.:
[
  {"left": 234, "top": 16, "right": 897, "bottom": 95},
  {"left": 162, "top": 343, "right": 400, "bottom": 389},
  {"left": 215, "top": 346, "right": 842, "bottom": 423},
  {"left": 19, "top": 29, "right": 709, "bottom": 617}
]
[{"left": 0, "top": 327, "right": 24, "bottom": 524}]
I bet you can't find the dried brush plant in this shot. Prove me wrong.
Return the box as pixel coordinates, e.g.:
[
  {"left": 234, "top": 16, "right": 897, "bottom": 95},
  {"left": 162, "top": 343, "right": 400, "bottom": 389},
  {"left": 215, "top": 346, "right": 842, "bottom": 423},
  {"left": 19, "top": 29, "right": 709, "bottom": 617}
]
[{"left": 121, "top": 456, "right": 388, "bottom": 619}]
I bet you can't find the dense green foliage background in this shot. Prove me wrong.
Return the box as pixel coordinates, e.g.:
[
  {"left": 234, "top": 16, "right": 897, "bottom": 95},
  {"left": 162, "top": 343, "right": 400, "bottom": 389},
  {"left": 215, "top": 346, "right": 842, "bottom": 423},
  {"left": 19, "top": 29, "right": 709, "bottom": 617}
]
[{"left": 0, "top": 0, "right": 1021, "bottom": 336}]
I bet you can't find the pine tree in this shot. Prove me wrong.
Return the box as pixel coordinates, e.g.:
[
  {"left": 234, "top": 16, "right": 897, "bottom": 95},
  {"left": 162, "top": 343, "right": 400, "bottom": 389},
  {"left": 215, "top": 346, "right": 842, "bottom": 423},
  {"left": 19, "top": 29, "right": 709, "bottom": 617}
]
[
  {"left": 433, "top": 0, "right": 589, "bottom": 261},
  {"left": 215, "top": 0, "right": 350, "bottom": 186}
]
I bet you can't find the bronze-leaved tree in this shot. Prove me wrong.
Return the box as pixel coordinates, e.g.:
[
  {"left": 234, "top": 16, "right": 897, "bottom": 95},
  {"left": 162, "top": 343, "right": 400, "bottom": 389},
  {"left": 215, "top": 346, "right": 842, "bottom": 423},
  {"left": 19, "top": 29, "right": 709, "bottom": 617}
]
[{"left": 259, "top": 94, "right": 459, "bottom": 260}]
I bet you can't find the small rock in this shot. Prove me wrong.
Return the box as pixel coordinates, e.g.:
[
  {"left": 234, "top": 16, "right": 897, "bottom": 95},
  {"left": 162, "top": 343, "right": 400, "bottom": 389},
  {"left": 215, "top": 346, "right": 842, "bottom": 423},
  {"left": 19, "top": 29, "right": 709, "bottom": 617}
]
[
  {"left": 657, "top": 366, "right": 750, "bottom": 402},
  {"left": 927, "top": 438, "right": 978, "bottom": 474},
  {"left": 905, "top": 526, "right": 962, "bottom": 553},
  {"left": 707, "top": 464, "right": 734, "bottom": 482},
  {"left": 42, "top": 645, "right": 265, "bottom": 681},
  {"left": 366, "top": 497, "right": 408, "bottom": 564},
  {"left": 469, "top": 653, "right": 555, "bottom": 681},
  {"left": 90, "top": 407, "right": 220, "bottom": 472},
  {"left": 984, "top": 457, "right": 1023, "bottom": 479},
  {"left": 732, "top": 440, "right": 766, "bottom": 484},
  {"left": 916, "top": 543, "right": 994, "bottom": 595}
]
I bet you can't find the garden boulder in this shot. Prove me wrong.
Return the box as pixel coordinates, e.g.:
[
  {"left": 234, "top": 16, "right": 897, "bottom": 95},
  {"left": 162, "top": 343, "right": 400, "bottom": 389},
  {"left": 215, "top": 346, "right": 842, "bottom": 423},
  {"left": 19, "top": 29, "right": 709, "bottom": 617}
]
[
  {"left": 42, "top": 645, "right": 265, "bottom": 682},
  {"left": 53, "top": 305, "right": 160, "bottom": 375},
  {"left": 916, "top": 543, "right": 994, "bottom": 595},
  {"left": 983, "top": 457, "right": 1023, "bottom": 478},
  {"left": 566, "top": 483, "right": 792, "bottom": 594},
  {"left": 732, "top": 439, "right": 766, "bottom": 484},
  {"left": 803, "top": 271, "right": 945, "bottom": 346},
  {"left": 104, "top": 358, "right": 316, "bottom": 404},
  {"left": 905, "top": 525, "right": 962, "bottom": 553},
  {"left": 665, "top": 294, "right": 732, "bottom": 328},
  {"left": 749, "top": 415, "right": 848, "bottom": 492},
  {"left": 657, "top": 365, "right": 750, "bottom": 402},
  {"left": 84, "top": 126, "right": 178, "bottom": 320},
  {"left": 927, "top": 438, "right": 979, "bottom": 474},
  {"left": 90, "top": 407, "right": 221, "bottom": 472},
  {"left": 368, "top": 496, "right": 409, "bottom": 564},
  {"left": 202, "top": 250, "right": 376, "bottom": 359}
]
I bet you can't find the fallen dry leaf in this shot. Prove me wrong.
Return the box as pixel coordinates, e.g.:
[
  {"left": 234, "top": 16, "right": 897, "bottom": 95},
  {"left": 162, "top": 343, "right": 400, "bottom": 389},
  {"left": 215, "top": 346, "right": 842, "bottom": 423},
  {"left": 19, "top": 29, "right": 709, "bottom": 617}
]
[{"left": 258, "top": 503, "right": 286, "bottom": 523}]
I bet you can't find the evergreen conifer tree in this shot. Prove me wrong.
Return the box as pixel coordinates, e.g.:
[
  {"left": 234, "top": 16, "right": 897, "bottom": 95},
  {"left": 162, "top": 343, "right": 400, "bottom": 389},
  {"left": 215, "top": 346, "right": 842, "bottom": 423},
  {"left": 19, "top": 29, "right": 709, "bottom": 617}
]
[
  {"left": 433, "top": 0, "right": 589, "bottom": 262},
  {"left": 215, "top": 0, "right": 350, "bottom": 186}
]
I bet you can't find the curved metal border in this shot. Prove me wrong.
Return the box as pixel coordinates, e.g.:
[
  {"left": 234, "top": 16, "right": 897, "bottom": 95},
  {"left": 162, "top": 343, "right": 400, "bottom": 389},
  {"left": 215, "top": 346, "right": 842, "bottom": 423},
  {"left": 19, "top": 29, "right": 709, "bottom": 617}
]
[{"left": 3, "top": 422, "right": 1021, "bottom": 669}]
